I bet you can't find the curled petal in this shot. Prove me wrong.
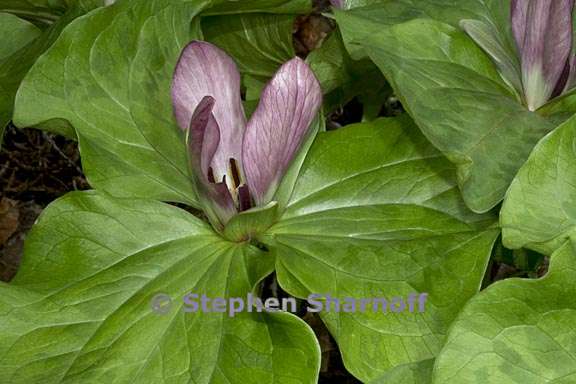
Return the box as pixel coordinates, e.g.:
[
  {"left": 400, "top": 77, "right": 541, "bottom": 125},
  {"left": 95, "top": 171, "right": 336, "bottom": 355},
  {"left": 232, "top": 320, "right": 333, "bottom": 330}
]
[
  {"left": 186, "top": 97, "right": 236, "bottom": 228},
  {"left": 172, "top": 41, "right": 246, "bottom": 181},
  {"left": 242, "top": 57, "right": 322, "bottom": 206},
  {"left": 512, "top": 0, "right": 575, "bottom": 110},
  {"left": 188, "top": 96, "right": 219, "bottom": 178}
]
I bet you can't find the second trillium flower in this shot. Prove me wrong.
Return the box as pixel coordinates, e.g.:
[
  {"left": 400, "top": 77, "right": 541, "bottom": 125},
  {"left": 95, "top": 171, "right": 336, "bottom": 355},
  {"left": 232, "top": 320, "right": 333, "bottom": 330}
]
[
  {"left": 512, "top": 0, "right": 575, "bottom": 111},
  {"left": 172, "top": 41, "right": 322, "bottom": 229},
  {"left": 463, "top": 0, "right": 576, "bottom": 111}
]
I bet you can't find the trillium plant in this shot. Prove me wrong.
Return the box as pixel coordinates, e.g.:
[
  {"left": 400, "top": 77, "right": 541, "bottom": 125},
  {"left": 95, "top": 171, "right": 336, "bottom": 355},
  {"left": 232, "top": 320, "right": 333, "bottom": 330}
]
[{"left": 2, "top": 0, "right": 576, "bottom": 383}]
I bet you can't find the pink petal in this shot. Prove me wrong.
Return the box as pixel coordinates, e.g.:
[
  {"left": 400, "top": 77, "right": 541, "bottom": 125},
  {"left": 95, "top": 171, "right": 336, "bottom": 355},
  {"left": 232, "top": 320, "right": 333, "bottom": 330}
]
[
  {"left": 186, "top": 96, "right": 236, "bottom": 227},
  {"left": 242, "top": 57, "right": 322, "bottom": 206},
  {"left": 172, "top": 41, "right": 246, "bottom": 182},
  {"left": 512, "top": 0, "right": 575, "bottom": 109}
]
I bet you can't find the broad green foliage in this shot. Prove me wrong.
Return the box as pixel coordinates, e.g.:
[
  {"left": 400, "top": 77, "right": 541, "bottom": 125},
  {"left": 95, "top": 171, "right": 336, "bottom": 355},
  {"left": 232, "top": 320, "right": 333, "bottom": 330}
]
[
  {"left": 0, "top": 13, "right": 40, "bottom": 61},
  {"left": 0, "top": 0, "right": 103, "bottom": 146},
  {"left": 369, "top": 360, "right": 433, "bottom": 384},
  {"left": 202, "top": 13, "right": 295, "bottom": 80},
  {"left": 433, "top": 240, "right": 576, "bottom": 384},
  {"left": 335, "top": 7, "right": 560, "bottom": 213},
  {"left": 13, "top": 0, "right": 310, "bottom": 206},
  {"left": 264, "top": 118, "right": 498, "bottom": 381},
  {"left": 502, "top": 116, "right": 576, "bottom": 255},
  {"left": 306, "top": 30, "right": 389, "bottom": 118},
  {"left": 334, "top": 0, "right": 514, "bottom": 60},
  {"left": 203, "top": 0, "right": 311, "bottom": 15},
  {"left": 0, "top": 114, "right": 500, "bottom": 382},
  {"left": 14, "top": 0, "right": 204, "bottom": 206},
  {"left": 6, "top": 0, "right": 574, "bottom": 381},
  {"left": 0, "top": 191, "right": 320, "bottom": 383},
  {"left": 202, "top": 11, "right": 298, "bottom": 112},
  {"left": 0, "top": 0, "right": 68, "bottom": 23},
  {"left": 0, "top": 13, "right": 40, "bottom": 141}
]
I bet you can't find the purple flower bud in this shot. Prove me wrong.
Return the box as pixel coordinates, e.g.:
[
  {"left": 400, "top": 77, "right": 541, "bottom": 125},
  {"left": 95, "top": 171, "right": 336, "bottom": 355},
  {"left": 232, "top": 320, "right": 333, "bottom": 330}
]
[
  {"left": 512, "top": 0, "right": 575, "bottom": 110},
  {"left": 172, "top": 41, "right": 322, "bottom": 228}
]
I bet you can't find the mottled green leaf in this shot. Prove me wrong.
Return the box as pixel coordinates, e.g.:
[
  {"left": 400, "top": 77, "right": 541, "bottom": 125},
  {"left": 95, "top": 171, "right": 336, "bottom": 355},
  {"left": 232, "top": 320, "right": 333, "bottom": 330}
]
[
  {"left": 357, "top": 18, "right": 554, "bottom": 212},
  {"left": 334, "top": 0, "right": 514, "bottom": 60},
  {"left": 433, "top": 240, "right": 576, "bottom": 384},
  {"left": 502, "top": 115, "right": 576, "bottom": 255},
  {"left": 369, "top": 359, "right": 434, "bottom": 384}
]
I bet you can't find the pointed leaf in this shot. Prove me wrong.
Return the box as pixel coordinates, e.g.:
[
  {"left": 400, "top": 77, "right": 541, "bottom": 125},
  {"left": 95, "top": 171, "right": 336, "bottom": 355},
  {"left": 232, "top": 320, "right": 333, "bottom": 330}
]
[
  {"left": 0, "top": 191, "right": 320, "bottom": 383},
  {"left": 14, "top": 0, "right": 207, "bottom": 206},
  {"left": 264, "top": 117, "right": 498, "bottom": 381}
]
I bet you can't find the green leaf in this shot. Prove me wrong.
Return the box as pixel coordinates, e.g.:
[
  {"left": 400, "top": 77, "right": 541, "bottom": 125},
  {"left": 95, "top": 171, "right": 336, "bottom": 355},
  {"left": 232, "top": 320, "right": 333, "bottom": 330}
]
[
  {"left": 460, "top": 18, "right": 522, "bottom": 96},
  {"left": 433, "top": 240, "right": 576, "bottom": 384},
  {"left": 264, "top": 117, "right": 499, "bottom": 381},
  {"left": 356, "top": 18, "right": 554, "bottom": 212},
  {"left": 0, "top": 1, "right": 100, "bottom": 146},
  {"left": 202, "top": 13, "right": 296, "bottom": 80},
  {"left": 223, "top": 202, "right": 279, "bottom": 242},
  {"left": 334, "top": 0, "right": 514, "bottom": 60},
  {"left": 306, "top": 30, "right": 389, "bottom": 116},
  {"left": 502, "top": 115, "right": 576, "bottom": 255},
  {"left": 0, "top": 13, "right": 40, "bottom": 61},
  {"left": 537, "top": 88, "right": 576, "bottom": 122},
  {"left": 0, "top": 0, "right": 67, "bottom": 24},
  {"left": 14, "top": 0, "right": 204, "bottom": 206},
  {"left": 369, "top": 360, "right": 434, "bottom": 384},
  {"left": 203, "top": 0, "right": 311, "bottom": 15},
  {"left": 0, "top": 191, "right": 320, "bottom": 383},
  {"left": 0, "top": 13, "right": 40, "bottom": 142}
]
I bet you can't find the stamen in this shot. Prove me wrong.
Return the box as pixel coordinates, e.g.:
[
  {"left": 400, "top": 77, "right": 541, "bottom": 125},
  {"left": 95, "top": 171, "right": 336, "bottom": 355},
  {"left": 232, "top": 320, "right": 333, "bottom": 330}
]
[
  {"left": 207, "top": 167, "right": 215, "bottom": 183},
  {"left": 229, "top": 158, "right": 241, "bottom": 189},
  {"left": 238, "top": 185, "right": 253, "bottom": 212}
]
